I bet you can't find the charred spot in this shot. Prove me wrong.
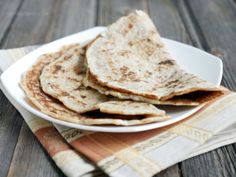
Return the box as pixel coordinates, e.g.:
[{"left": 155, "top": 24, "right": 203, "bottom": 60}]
[
  {"left": 64, "top": 55, "right": 72, "bottom": 61},
  {"left": 120, "top": 66, "right": 129, "bottom": 73},
  {"left": 49, "top": 83, "right": 60, "bottom": 90},
  {"left": 128, "top": 41, "right": 133, "bottom": 46},
  {"left": 81, "top": 95, "right": 86, "bottom": 99},
  {"left": 74, "top": 66, "right": 81, "bottom": 74},
  {"left": 101, "top": 49, "right": 107, "bottom": 52},
  {"left": 80, "top": 52, "right": 85, "bottom": 57},
  {"left": 118, "top": 66, "right": 140, "bottom": 82},
  {"left": 147, "top": 38, "right": 151, "bottom": 42},
  {"left": 74, "top": 86, "right": 81, "bottom": 91},
  {"left": 127, "top": 71, "right": 136, "bottom": 77},
  {"left": 52, "top": 65, "right": 62, "bottom": 74},
  {"left": 128, "top": 23, "right": 133, "bottom": 29},
  {"left": 127, "top": 71, "right": 140, "bottom": 81},
  {"left": 159, "top": 60, "right": 175, "bottom": 65},
  {"left": 67, "top": 77, "right": 80, "bottom": 83},
  {"left": 62, "top": 91, "right": 70, "bottom": 96},
  {"left": 164, "top": 80, "right": 181, "bottom": 89}
]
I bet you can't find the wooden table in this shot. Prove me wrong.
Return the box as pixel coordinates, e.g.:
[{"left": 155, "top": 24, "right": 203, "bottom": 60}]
[{"left": 0, "top": 0, "right": 236, "bottom": 176}]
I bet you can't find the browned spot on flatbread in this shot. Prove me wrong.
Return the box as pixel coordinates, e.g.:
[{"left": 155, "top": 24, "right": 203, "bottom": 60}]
[
  {"left": 73, "top": 86, "right": 81, "bottom": 91},
  {"left": 118, "top": 66, "right": 140, "bottom": 82},
  {"left": 118, "top": 50, "right": 130, "bottom": 57},
  {"left": 64, "top": 55, "right": 72, "bottom": 61},
  {"left": 81, "top": 95, "right": 87, "bottom": 99},
  {"left": 165, "top": 80, "right": 179, "bottom": 87},
  {"left": 128, "top": 23, "right": 133, "bottom": 29},
  {"left": 73, "top": 66, "right": 81, "bottom": 74},
  {"left": 86, "top": 11, "right": 223, "bottom": 102},
  {"left": 67, "top": 77, "right": 81, "bottom": 83},
  {"left": 144, "top": 71, "right": 152, "bottom": 77},
  {"left": 120, "top": 66, "right": 129, "bottom": 73},
  {"left": 52, "top": 65, "right": 65, "bottom": 74},
  {"left": 159, "top": 60, "right": 175, "bottom": 65},
  {"left": 127, "top": 71, "right": 139, "bottom": 81}
]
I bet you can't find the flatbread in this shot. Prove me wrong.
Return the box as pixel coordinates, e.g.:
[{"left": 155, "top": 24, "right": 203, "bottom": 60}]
[
  {"left": 84, "top": 70, "right": 225, "bottom": 105},
  {"left": 86, "top": 10, "right": 223, "bottom": 102},
  {"left": 98, "top": 101, "right": 165, "bottom": 115},
  {"left": 83, "top": 70, "right": 201, "bottom": 105},
  {"left": 39, "top": 44, "right": 164, "bottom": 116},
  {"left": 40, "top": 44, "right": 108, "bottom": 113},
  {"left": 20, "top": 44, "right": 169, "bottom": 126}
]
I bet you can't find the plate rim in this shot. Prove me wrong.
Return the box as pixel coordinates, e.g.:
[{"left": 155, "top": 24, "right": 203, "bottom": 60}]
[{"left": 0, "top": 26, "right": 223, "bottom": 133}]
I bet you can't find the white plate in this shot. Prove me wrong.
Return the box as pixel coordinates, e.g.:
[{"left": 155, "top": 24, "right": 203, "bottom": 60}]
[{"left": 0, "top": 27, "right": 223, "bottom": 133}]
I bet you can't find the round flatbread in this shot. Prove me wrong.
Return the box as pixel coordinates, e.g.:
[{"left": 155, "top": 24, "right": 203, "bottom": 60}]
[
  {"left": 39, "top": 44, "right": 165, "bottom": 116},
  {"left": 83, "top": 70, "right": 201, "bottom": 105},
  {"left": 40, "top": 44, "right": 109, "bottom": 113},
  {"left": 20, "top": 44, "right": 169, "bottom": 126},
  {"left": 86, "top": 10, "right": 223, "bottom": 101}
]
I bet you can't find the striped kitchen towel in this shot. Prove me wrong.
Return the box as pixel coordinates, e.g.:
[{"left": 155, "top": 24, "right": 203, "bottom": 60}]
[{"left": 1, "top": 46, "right": 236, "bottom": 177}]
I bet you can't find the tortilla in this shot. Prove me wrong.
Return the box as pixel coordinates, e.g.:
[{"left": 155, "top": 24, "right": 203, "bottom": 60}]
[
  {"left": 86, "top": 10, "right": 223, "bottom": 102},
  {"left": 40, "top": 44, "right": 108, "bottom": 113},
  {"left": 83, "top": 70, "right": 201, "bottom": 105},
  {"left": 98, "top": 100, "right": 165, "bottom": 115},
  {"left": 39, "top": 44, "right": 164, "bottom": 116},
  {"left": 20, "top": 44, "right": 169, "bottom": 126}
]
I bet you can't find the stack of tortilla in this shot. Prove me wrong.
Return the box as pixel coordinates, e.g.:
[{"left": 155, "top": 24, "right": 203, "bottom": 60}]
[{"left": 20, "top": 10, "right": 224, "bottom": 126}]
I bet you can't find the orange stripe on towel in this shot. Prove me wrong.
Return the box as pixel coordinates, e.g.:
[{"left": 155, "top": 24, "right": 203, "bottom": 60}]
[{"left": 35, "top": 126, "right": 71, "bottom": 156}]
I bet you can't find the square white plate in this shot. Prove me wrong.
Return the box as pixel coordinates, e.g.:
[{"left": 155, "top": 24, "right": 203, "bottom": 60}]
[{"left": 0, "top": 27, "right": 223, "bottom": 132}]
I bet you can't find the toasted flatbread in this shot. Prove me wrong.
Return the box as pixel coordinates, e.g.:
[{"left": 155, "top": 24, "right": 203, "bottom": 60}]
[
  {"left": 40, "top": 44, "right": 109, "bottom": 113},
  {"left": 39, "top": 44, "right": 165, "bottom": 116},
  {"left": 86, "top": 10, "right": 223, "bottom": 102},
  {"left": 99, "top": 101, "right": 165, "bottom": 115},
  {"left": 83, "top": 70, "right": 202, "bottom": 105},
  {"left": 20, "top": 45, "right": 169, "bottom": 126}
]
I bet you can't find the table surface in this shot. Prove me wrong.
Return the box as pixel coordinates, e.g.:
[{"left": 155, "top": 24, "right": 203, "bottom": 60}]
[{"left": 0, "top": 0, "right": 236, "bottom": 177}]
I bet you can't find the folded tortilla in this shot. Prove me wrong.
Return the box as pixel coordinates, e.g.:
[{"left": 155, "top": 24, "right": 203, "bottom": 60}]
[{"left": 86, "top": 10, "right": 224, "bottom": 103}]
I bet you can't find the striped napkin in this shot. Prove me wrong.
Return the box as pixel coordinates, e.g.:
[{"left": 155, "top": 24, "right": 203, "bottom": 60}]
[{"left": 1, "top": 46, "right": 236, "bottom": 177}]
